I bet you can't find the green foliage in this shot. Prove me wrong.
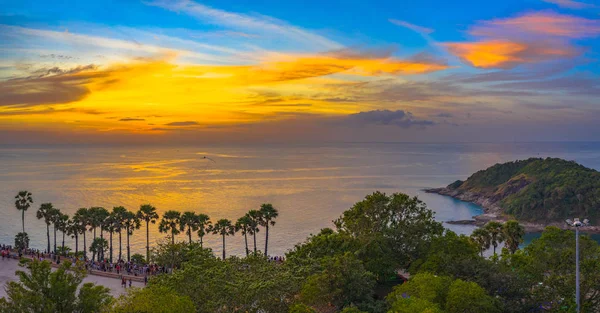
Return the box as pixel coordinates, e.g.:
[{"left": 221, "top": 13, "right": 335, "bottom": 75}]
[
  {"left": 151, "top": 240, "right": 213, "bottom": 269},
  {"left": 90, "top": 237, "right": 108, "bottom": 261},
  {"left": 503, "top": 220, "right": 525, "bottom": 254},
  {"left": 445, "top": 279, "right": 499, "bottom": 313},
  {"left": 339, "top": 305, "right": 368, "bottom": 313},
  {"left": 109, "top": 286, "right": 195, "bottom": 313},
  {"left": 130, "top": 253, "right": 145, "bottom": 264},
  {"left": 334, "top": 192, "right": 443, "bottom": 278},
  {"left": 387, "top": 296, "right": 443, "bottom": 313},
  {"left": 387, "top": 273, "right": 452, "bottom": 307},
  {"left": 411, "top": 230, "right": 479, "bottom": 275},
  {"left": 151, "top": 251, "right": 301, "bottom": 313},
  {"left": 504, "top": 226, "right": 600, "bottom": 312},
  {"left": 0, "top": 259, "right": 111, "bottom": 313},
  {"left": 288, "top": 303, "right": 317, "bottom": 313},
  {"left": 300, "top": 253, "right": 376, "bottom": 310},
  {"left": 451, "top": 157, "right": 600, "bottom": 223},
  {"left": 14, "top": 232, "right": 29, "bottom": 250}
]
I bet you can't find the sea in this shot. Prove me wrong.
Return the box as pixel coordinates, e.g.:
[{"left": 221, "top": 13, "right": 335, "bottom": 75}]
[{"left": 1, "top": 142, "right": 600, "bottom": 258}]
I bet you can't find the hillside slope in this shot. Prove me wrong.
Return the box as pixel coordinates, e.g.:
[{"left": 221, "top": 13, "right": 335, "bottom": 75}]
[{"left": 428, "top": 158, "right": 600, "bottom": 223}]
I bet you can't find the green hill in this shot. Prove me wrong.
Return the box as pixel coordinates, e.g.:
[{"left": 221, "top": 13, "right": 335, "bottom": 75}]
[{"left": 445, "top": 158, "right": 600, "bottom": 223}]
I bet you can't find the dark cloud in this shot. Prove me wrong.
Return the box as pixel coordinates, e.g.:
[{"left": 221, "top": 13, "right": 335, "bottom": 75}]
[
  {"left": 490, "top": 75, "right": 600, "bottom": 95},
  {"left": 119, "top": 118, "right": 146, "bottom": 121},
  {"left": 165, "top": 121, "right": 200, "bottom": 126},
  {"left": 343, "top": 110, "right": 434, "bottom": 128},
  {"left": 435, "top": 113, "right": 453, "bottom": 118},
  {"left": 27, "top": 64, "right": 97, "bottom": 79},
  {"left": 0, "top": 107, "right": 103, "bottom": 116}
]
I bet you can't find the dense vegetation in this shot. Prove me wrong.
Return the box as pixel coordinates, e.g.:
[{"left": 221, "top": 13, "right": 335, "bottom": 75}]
[
  {"left": 447, "top": 157, "right": 600, "bottom": 223},
  {"left": 3, "top": 190, "right": 600, "bottom": 312}
]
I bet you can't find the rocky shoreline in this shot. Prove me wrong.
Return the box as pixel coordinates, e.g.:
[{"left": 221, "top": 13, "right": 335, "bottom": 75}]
[{"left": 424, "top": 187, "right": 600, "bottom": 233}]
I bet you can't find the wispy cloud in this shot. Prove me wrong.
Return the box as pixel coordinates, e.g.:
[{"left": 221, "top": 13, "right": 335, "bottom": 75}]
[
  {"left": 145, "top": 0, "right": 341, "bottom": 51},
  {"left": 542, "top": 0, "right": 595, "bottom": 9},
  {"left": 389, "top": 19, "right": 434, "bottom": 34},
  {"left": 165, "top": 121, "right": 200, "bottom": 126}
]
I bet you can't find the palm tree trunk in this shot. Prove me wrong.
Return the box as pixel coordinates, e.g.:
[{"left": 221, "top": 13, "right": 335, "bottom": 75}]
[
  {"left": 200, "top": 234, "right": 203, "bottom": 248},
  {"left": 75, "top": 234, "right": 79, "bottom": 256},
  {"left": 100, "top": 229, "right": 104, "bottom": 260},
  {"left": 127, "top": 227, "right": 131, "bottom": 262},
  {"left": 22, "top": 210, "right": 25, "bottom": 233},
  {"left": 171, "top": 230, "right": 175, "bottom": 245},
  {"left": 188, "top": 227, "right": 192, "bottom": 244},
  {"left": 265, "top": 224, "right": 269, "bottom": 256},
  {"left": 118, "top": 230, "right": 122, "bottom": 261},
  {"left": 62, "top": 232, "right": 65, "bottom": 256},
  {"left": 222, "top": 234, "right": 226, "bottom": 260},
  {"left": 46, "top": 224, "right": 50, "bottom": 254},
  {"left": 146, "top": 221, "right": 150, "bottom": 263},
  {"left": 109, "top": 231, "right": 113, "bottom": 263},
  {"left": 253, "top": 233, "right": 257, "bottom": 254},
  {"left": 83, "top": 231, "right": 87, "bottom": 260},
  {"left": 53, "top": 226, "right": 57, "bottom": 254},
  {"left": 244, "top": 231, "right": 249, "bottom": 257}
]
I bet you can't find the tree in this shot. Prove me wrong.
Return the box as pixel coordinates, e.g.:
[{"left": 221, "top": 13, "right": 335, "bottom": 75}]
[
  {"left": 235, "top": 215, "right": 252, "bottom": 256},
  {"left": 180, "top": 211, "right": 200, "bottom": 244},
  {"left": 211, "top": 219, "right": 235, "bottom": 260},
  {"left": 89, "top": 207, "right": 109, "bottom": 260},
  {"left": 123, "top": 210, "right": 141, "bottom": 262},
  {"left": 159, "top": 210, "right": 182, "bottom": 245},
  {"left": 300, "top": 253, "right": 376, "bottom": 310},
  {"left": 67, "top": 217, "right": 86, "bottom": 257},
  {"left": 112, "top": 206, "right": 127, "bottom": 261},
  {"left": 196, "top": 213, "right": 211, "bottom": 248},
  {"left": 247, "top": 210, "right": 261, "bottom": 253},
  {"left": 0, "top": 259, "right": 111, "bottom": 313},
  {"left": 131, "top": 253, "right": 146, "bottom": 265},
  {"left": 14, "top": 232, "right": 29, "bottom": 251},
  {"left": 73, "top": 208, "right": 90, "bottom": 260},
  {"left": 503, "top": 220, "right": 524, "bottom": 254},
  {"left": 445, "top": 279, "right": 499, "bottom": 313},
  {"left": 470, "top": 227, "right": 491, "bottom": 257},
  {"left": 288, "top": 303, "right": 317, "bottom": 313},
  {"left": 387, "top": 297, "right": 443, "bottom": 313},
  {"left": 334, "top": 192, "right": 444, "bottom": 279},
  {"left": 15, "top": 191, "right": 33, "bottom": 235},
  {"left": 258, "top": 203, "right": 279, "bottom": 256},
  {"left": 50, "top": 208, "right": 62, "bottom": 254},
  {"left": 103, "top": 213, "right": 117, "bottom": 263},
  {"left": 36, "top": 202, "right": 55, "bottom": 254},
  {"left": 137, "top": 204, "right": 159, "bottom": 263},
  {"left": 57, "top": 213, "right": 70, "bottom": 256},
  {"left": 109, "top": 286, "right": 195, "bottom": 313},
  {"left": 484, "top": 221, "right": 504, "bottom": 256},
  {"left": 387, "top": 273, "right": 453, "bottom": 307},
  {"left": 90, "top": 238, "right": 108, "bottom": 262}
]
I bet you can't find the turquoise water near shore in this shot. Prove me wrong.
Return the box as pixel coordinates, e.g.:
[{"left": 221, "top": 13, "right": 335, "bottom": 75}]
[{"left": 1, "top": 142, "right": 600, "bottom": 257}]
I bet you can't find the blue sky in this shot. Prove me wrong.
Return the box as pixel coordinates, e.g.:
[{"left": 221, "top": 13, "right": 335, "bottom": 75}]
[{"left": 1, "top": 0, "right": 599, "bottom": 144}]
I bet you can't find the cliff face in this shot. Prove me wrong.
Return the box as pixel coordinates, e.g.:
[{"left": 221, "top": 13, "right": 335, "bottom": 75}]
[{"left": 426, "top": 158, "right": 600, "bottom": 224}]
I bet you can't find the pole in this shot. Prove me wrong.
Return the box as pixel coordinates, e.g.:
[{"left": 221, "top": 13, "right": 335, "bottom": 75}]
[{"left": 576, "top": 226, "right": 580, "bottom": 313}]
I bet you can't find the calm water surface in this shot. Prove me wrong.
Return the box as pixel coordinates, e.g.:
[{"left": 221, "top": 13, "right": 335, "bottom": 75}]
[{"left": 1, "top": 142, "right": 600, "bottom": 257}]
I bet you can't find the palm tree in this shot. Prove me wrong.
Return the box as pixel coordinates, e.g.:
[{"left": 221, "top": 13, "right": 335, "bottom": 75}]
[
  {"left": 503, "top": 220, "right": 525, "bottom": 254},
  {"left": 122, "top": 210, "right": 140, "bottom": 262},
  {"left": 73, "top": 208, "right": 89, "bottom": 260},
  {"left": 103, "top": 214, "right": 117, "bottom": 263},
  {"left": 179, "top": 212, "right": 200, "bottom": 244},
  {"left": 57, "top": 213, "right": 69, "bottom": 256},
  {"left": 112, "top": 206, "right": 127, "bottom": 261},
  {"left": 50, "top": 208, "right": 61, "bottom": 254},
  {"left": 196, "top": 214, "right": 211, "bottom": 248},
  {"left": 36, "top": 203, "right": 55, "bottom": 254},
  {"left": 67, "top": 218, "right": 85, "bottom": 257},
  {"left": 15, "top": 191, "right": 33, "bottom": 234},
  {"left": 236, "top": 215, "right": 253, "bottom": 257},
  {"left": 470, "top": 227, "right": 492, "bottom": 257},
  {"left": 159, "top": 210, "right": 181, "bottom": 245},
  {"left": 91, "top": 207, "right": 109, "bottom": 260},
  {"left": 248, "top": 210, "right": 261, "bottom": 254},
  {"left": 211, "top": 219, "right": 236, "bottom": 260},
  {"left": 485, "top": 221, "right": 505, "bottom": 256},
  {"left": 258, "top": 204, "right": 279, "bottom": 256},
  {"left": 137, "top": 204, "right": 159, "bottom": 263},
  {"left": 90, "top": 237, "right": 108, "bottom": 262}
]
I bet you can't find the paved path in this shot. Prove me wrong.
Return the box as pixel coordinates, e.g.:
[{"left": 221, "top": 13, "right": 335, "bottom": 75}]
[{"left": 0, "top": 258, "right": 144, "bottom": 299}]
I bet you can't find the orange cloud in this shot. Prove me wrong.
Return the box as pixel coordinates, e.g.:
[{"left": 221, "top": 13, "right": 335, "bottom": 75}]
[
  {"left": 445, "top": 40, "right": 577, "bottom": 69},
  {"left": 446, "top": 11, "right": 597, "bottom": 69},
  {"left": 0, "top": 51, "right": 448, "bottom": 135}
]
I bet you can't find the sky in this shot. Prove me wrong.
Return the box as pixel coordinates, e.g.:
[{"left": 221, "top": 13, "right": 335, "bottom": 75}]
[{"left": 1, "top": 0, "right": 600, "bottom": 144}]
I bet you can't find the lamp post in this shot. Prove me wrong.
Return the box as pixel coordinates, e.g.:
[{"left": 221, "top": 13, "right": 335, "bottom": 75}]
[{"left": 565, "top": 218, "right": 589, "bottom": 313}]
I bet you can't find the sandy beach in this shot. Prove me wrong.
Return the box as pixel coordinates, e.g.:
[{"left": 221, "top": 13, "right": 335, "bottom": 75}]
[{"left": 0, "top": 257, "right": 144, "bottom": 299}]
